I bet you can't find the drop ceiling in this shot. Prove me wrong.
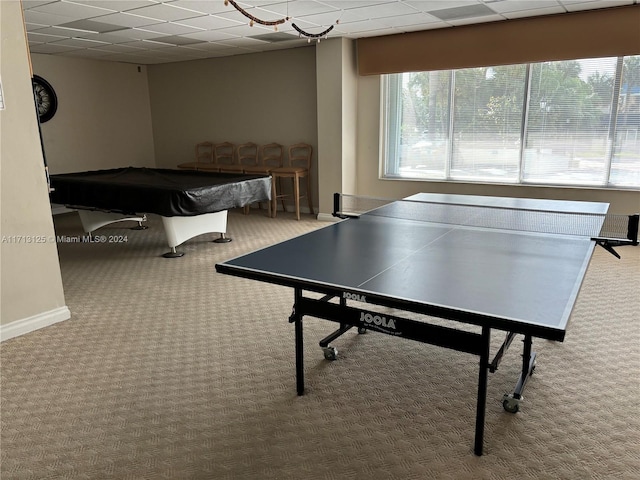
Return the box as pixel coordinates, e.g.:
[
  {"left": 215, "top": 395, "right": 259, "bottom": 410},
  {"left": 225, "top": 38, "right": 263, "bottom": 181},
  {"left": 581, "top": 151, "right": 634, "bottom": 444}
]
[{"left": 23, "top": 0, "right": 638, "bottom": 64}]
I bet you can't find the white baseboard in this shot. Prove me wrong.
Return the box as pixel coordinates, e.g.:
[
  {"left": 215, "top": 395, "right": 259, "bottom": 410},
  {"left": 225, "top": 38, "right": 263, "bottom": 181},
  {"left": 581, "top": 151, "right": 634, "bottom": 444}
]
[
  {"left": 1, "top": 306, "right": 71, "bottom": 342},
  {"left": 317, "top": 212, "right": 340, "bottom": 222}
]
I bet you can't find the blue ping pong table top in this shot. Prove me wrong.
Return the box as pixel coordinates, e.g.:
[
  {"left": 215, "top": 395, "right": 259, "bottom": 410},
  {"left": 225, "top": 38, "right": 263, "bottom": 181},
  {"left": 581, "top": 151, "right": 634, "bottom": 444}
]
[{"left": 216, "top": 194, "right": 609, "bottom": 340}]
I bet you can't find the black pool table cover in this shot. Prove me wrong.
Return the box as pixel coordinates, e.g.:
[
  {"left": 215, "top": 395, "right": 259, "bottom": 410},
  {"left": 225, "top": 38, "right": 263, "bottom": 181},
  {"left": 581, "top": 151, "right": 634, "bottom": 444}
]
[{"left": 49, "top": 167, "right": 271, "bottom": 217}]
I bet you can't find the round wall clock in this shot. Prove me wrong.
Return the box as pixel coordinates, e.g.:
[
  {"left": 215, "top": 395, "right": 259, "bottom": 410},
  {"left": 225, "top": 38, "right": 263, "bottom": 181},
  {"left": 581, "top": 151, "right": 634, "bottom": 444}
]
[{"left": 32, "top": 75, "right": 58, "bottom": 123}]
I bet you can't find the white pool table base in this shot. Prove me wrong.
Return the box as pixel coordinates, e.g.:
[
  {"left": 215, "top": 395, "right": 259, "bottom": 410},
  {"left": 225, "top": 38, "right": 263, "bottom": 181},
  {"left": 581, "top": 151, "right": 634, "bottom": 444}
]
[{"left": 76, "top": 209, "right": 230, "bottom": 258}]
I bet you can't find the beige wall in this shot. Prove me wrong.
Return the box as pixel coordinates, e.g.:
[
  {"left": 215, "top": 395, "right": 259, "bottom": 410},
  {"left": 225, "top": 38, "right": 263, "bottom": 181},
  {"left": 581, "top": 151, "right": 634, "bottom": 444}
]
[
  {"left": 31, "top": 54, "right": 155, "bottom": 175},
  {"left": 315, "top": 38, "right": 359, "bottom": 216},
  {"left": 316, "top": 39, "right": 345, "bottom": 215},
  {"left": 0, "top": 0, "right": 69, "bottom": 334},
  {"left": 341, "top": 39, "right": 358, "bottom": 196},
  {"left": 147, "top": 47, "right": 319, "bottom": 208}
]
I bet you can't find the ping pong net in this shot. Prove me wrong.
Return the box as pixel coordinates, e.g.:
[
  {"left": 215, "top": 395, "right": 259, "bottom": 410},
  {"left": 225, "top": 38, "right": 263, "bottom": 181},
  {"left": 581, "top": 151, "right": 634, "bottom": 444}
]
[{"left": 333, "top": 193, "right": 639, "bottom": 254}]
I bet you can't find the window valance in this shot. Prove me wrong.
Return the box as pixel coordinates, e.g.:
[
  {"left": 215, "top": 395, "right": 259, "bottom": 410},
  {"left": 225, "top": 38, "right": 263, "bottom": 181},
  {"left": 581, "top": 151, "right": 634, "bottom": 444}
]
[{"left": 357, "top": 5, "right": 640, "bottom": 75}]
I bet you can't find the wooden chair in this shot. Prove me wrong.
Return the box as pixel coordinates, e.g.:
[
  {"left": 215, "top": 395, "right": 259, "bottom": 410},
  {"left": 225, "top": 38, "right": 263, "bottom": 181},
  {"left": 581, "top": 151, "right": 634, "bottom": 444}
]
[
  {"left": 243, "top": 143, "right": 284, "bottom": 215},
  {"left": 270, "top": 143, "right": 313, "bottom": 220},
  {"left": 177, "top": 141, "right": 214, "bottom": 170},
  {"left": 243, "top": 143, "right": 284, "bottom": 175},
  {"left": 236, "top": 142, "right": 259, "bottom": 172},
  {"left": 212, "top": 142, "right": 238, "bottom": 173}
]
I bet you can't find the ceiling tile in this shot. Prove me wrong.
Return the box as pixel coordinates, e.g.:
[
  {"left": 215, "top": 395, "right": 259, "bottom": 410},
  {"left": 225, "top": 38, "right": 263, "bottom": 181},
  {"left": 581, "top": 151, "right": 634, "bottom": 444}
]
[
  {"left": 213, "top": 23, "right": 283, "bottom": 37},
  {"left": 91, "top": 43, "right": 147, "bottom": 53},
  {"left": 255, "top": 2, "right": 339, "bottom": 19},
  {"left": 185, "top": 41, "right": 244, "bottom": 51},
  {"left": 560, "top": 0, "right": 634, "bottom": 11},
  {"left": 23, "top": 9, "right": 76, "bottom": 26},
  {"left": 214, "top": 36, "right": 277, "bottom": 47},
  {"left": 379, "top": 12, "right": 443, "bottom": 28},
  {"left": 146, "top": 35, "right": 207, "bottom": 45},
  {"left": 92, "top": 12, "right": 165, "bottom": 28},
  {"left": 501, "top": 6, "right": 566, "bottom": 19},
  {"left": 99, "top": 28, "right": 172, "bottom": 41},
  {"left": 25, "top": 22, "right": 50, "bottom": 31},
  {"left": 57, "top": 48, "right": 113, "bottom": 58},
  {"left": 58, "top": 19, "right": 129, "bottom": 32},
  {"left": 76, "top": 31, "right": 140, "bottom": 43},
  {"left": 401, "top": 20, "right": 450, "bottom": 31},
  {"left": 446, "top": 13, "right": 505, "bottom": 25},
  {"left": 29, "top": 25, "right": 101, "bottom": 36},
  {"left": 21, "top": 0, "right": 633, "bottom": 63},
  {"left": 29, "top": 43, "right": 83, "bottom": 54},
  {"left": 48, "top": 37, "right": 109, "bottom": 47},
  {"left": 138, "top": 22, "right": 204, "bottom": 35},
  {"left": 322, "top": 0, "right": 393, "bottom": 7},
  {"left": 164, "top": 0, "right": 231, "bottom": 15},
  {"left": 405, "top": 1, "right": 481, "bottom": 13},
  {"left": 173, "top": 15, "right": 225, "bottom": 29},
  {"left": 23, "top": 0, "right": 60, "bottom": 7},
  {"left": 119, "top": 40, "right": 174, "bottom": 50},
  {"left": 70, "top": 0, "right": 152, "bottom": 11},
  {"left": 346, "top": 2, "right": 421, "bottom": 20},
  {"left": 27, "top": 31, "right": 68, "bottom": 43},
  {"left": 487, "top": 0, "right": 562, "bottom": 14},
  {"left": 93, "top": 52, "right": 156, "bottom": 63},
  {"left": 28, "top": 0, "right": 114, "bottom": 19},
  {"left": 337, "top": 18, "right": 394, "bottom": 34},
  {"left": 429, "top": 3, "right": 496, "bottom": 20},
  {"left": 306, "top": 8, "right": 369, "bottom": 24},
  {"left": 181, "top": 30, "right": 241, "bottom": 42},
  {"left": 124, "top": 3, "right": 206, "bottom": 21}
]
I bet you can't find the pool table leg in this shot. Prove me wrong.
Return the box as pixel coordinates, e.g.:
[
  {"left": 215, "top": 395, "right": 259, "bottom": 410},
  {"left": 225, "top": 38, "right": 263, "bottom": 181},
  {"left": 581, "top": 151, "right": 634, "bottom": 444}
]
[
  {"left": 161, "top": 211, "right": 229, "bottom": 257},
  {"left": 213, "top": 233, "right": 232, "bottom": 243},
  {"left": 162, "top": 247, "right": 185, "bottom": 258}
]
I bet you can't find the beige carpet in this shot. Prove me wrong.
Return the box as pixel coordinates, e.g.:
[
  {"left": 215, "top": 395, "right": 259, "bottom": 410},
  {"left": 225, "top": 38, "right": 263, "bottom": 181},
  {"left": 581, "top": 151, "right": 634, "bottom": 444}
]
[{"left": 1, "top": 209, "right": 639, "bottom": 480}]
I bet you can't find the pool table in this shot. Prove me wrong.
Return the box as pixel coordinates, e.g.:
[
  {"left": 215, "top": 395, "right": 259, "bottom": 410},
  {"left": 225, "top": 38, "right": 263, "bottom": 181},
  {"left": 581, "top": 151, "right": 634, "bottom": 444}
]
[{"left": 49, "top": 167, "right": 271, "bottom": 257}]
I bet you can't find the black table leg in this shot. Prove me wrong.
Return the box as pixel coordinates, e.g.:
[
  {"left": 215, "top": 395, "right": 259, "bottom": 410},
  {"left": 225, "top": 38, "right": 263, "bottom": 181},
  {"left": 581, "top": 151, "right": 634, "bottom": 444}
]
[
  {"left": 502, "top": 335, "right": 537, "bottom": 413},
  {"left": 293, "top": 288, "right": 305, "bottom": 395},
  {"left": 474, "top": 326, "right": 491, "bottom": 456}
]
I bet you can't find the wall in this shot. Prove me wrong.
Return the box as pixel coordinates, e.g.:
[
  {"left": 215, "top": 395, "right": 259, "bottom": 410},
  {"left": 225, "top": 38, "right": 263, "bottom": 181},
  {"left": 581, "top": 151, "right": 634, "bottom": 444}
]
[
  {"left": 147, "top": 46, "right": 319, "bottom": 208},
  {"left": 341, "top": 40, "right": 358, "bottom": 197},
  {"left": 31, "top": 54, "right": 155, "bottom": 174},
  {"left": 316, "top": 39, "right": 345, "bottom": 216},
  {"left": 0, "top": 0, "right": 69, "bottom": 339},
  {"left": 315, "top": 38, "right": 359, "bottom": 217},
  {"left": 355, "top": 75, "right": 640, "bottom": 215}
]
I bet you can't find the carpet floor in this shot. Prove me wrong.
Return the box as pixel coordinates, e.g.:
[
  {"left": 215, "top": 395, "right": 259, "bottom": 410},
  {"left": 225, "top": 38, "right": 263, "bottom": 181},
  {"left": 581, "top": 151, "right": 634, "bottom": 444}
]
[{"left": 1, "top": 209, "right": 639, "bottom": 479}]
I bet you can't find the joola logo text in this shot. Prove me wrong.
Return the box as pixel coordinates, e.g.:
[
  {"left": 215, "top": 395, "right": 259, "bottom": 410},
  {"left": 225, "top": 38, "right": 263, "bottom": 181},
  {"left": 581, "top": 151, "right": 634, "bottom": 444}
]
[
  {"left": 359, "top": 312, "right": 396, "bottom": 330},
  {"left": 343, "top": 292, "right": 366, "bottom": 302}
]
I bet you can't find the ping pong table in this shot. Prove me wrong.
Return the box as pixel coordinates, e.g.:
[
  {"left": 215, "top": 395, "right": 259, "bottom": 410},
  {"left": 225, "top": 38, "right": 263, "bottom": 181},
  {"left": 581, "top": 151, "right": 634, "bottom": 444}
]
[{"left": 215, "top": 193, "right": 638, "bottom": 455}]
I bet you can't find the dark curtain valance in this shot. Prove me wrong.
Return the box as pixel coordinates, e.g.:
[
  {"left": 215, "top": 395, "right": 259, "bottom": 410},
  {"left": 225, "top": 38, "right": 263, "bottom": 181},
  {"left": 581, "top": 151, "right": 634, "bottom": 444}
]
[{"left": 357, "top": 5, "right": 640, "bottom": 75}]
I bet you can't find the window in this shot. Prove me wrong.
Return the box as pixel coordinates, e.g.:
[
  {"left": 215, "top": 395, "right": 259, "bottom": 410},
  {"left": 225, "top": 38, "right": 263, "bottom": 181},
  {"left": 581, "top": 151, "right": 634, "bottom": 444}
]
[{"left": 383, "top": 55, "right": 640, "bottom": 189}]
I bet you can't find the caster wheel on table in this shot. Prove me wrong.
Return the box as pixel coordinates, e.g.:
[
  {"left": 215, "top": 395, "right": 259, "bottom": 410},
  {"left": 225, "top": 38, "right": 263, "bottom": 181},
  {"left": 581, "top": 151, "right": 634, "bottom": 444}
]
[
  {"left": 502, "top": 394, "right": 520, "bottom": 413},
  {"left": 323, "top": 346, "right": 338, "bottom": 361}
]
